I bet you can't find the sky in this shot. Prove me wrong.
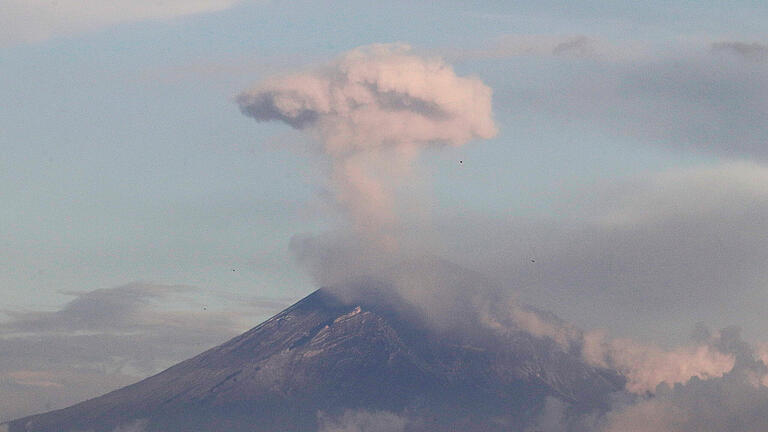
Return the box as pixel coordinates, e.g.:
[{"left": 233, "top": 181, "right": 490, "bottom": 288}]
[{"left": 1, "top": 0, "right": 768, "bottom": 425}]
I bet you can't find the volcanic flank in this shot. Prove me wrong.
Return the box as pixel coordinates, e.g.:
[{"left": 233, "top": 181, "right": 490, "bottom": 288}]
[{"left": 6, "top": 261, "right": 626, "bottom": 432}]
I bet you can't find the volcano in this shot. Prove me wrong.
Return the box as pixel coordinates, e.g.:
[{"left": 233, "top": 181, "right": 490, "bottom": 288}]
[{"left": 6, "top": 266, "right": 626, "bottom": 432}]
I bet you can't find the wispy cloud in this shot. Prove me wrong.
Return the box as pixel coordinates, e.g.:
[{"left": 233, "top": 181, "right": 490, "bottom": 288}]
[
  {"left": 0, "top": 0, "right": 244, "bottom": 45},
  {"left": 711, "top": 41, "right": 768, "bottom": 61},
  {"left": 487, "top": 38, "right": 768, "bottom": 160},
  {"left": 444, "top": 34, "right": 648, "bottom": 63},
  {"left": 0, "top": 283, "right": 278, "bottom": 422}
]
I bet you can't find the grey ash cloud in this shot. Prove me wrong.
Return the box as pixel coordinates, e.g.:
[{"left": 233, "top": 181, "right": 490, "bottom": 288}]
[
  {"left": 427, "top": 161, "right": 768, "bottom": 344},
  {"left": 490, "top": 39, "right": 768, "bottom": 160},
  {"left": 552, "top": 36, "right": 594, "bottom": 57},
  {"left": 237, "top": 44, "right": 496, "bottom": 239},
  {"left": 711, "top": 41, "right": 768, "bottom": 61}
]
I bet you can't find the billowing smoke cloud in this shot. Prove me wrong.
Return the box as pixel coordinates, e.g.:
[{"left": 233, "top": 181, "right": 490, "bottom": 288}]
[
  {"left": 479, "top": 295, "right": 736, "bottom": 394},
  {"left": 291, "top": 232, "right": 737, "bottom": 397},
  {"left": 581, "top": 331, "right": 735, "bottom": 394},
  {"left": 508, "top": 327, "right": 768, "bottom": 432},
  {"left": 597, "top": 327, "right": 768, "bottom": 432},
  {"left": 238, "top": 44, "right": 497, "bottom": 239}
]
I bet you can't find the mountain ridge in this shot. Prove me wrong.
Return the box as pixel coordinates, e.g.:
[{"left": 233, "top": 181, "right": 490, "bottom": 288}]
[{"left": 6, "top": 282, "right": 626, "bottom": 432}]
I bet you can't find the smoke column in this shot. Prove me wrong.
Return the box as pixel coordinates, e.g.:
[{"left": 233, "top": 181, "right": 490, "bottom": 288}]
[{"left": 237, "top": 43, "right": 497, "bottom": 240}]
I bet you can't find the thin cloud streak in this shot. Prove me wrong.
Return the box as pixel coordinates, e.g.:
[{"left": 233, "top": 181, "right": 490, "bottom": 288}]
[
  {"left": 0, "top": 283, "right": 281, "bottom": 422},
  {"left": 443, "top": 34, "right": 649, "bottom": 63},
  {"left": 0, "top": 0, "right": 244, "bottom": 45}
]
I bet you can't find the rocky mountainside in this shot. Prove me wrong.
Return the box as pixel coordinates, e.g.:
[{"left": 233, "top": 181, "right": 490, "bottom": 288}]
[{"left": 6, "top": 280, "right": 625, "bottom": 432}]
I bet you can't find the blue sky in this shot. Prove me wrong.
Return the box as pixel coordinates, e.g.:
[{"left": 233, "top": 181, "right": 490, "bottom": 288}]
[
  {"left": 0, "top": 0, "right": 736, "bottom": 309},
  {"left": 2, "top": 0, "right": 768, "bottom": 420}
]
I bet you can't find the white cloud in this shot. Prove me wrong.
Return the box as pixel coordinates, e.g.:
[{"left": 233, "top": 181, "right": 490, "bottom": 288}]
[
  {"left": 478, "top": 295, "right": 736, "bottom": 394},
  {"left": 583, "top": 332, "right": 735, "bottom": 394},
  {"left": 0, "top": 0, "right": 242, "bottom": 45}
]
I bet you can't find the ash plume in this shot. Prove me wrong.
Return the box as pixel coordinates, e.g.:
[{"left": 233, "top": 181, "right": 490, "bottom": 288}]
[
  {"left": 237, "top": 43, "right": 497, "bottom": 240},
  {"left": 236, "top": 45, "right": 768, "bottom": 432}
]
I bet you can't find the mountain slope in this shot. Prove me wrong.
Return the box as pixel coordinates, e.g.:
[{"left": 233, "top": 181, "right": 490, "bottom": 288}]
[{"left": 7, "top": 285, "right": 625, "bottom": 432}]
